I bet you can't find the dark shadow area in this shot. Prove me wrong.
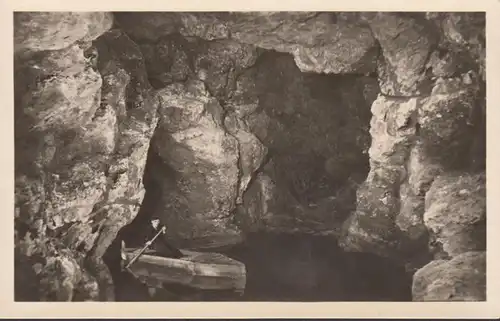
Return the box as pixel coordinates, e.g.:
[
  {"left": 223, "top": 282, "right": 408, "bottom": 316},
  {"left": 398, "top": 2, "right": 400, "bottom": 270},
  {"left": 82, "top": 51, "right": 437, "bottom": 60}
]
[
  {"left": 104, "top": 231, "right": 412, "bottom": 301},
  {"left": 14, "top": 252, "right": 42, "bottom": 301},
  {"left": 218, "top": 232, "right": 412, "bottom": 301},
  {"left": 251, "top": 51, "right": 375, "bottom": 209}
]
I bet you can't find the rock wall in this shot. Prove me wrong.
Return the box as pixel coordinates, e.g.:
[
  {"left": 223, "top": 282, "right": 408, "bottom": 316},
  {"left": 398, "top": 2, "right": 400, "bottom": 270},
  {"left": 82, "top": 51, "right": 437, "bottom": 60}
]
[
  {"left": 14, "top": 12, "right": 486, "bottom": 301},
  {"left": 337, "top": 13, "right": 486, "bottom": 301},
  {"left": 115, "top": 33, "right": 267, "bottom": 248},
  {"left": 114, "top": 13, "right": 376, "bottom": 244},
  {"left": 15, "top": 13, "right": 159, "bottom": 301}
]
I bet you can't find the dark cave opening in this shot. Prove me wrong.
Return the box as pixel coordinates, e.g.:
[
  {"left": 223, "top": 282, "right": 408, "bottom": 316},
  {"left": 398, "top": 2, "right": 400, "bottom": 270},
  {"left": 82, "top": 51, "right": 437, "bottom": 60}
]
[{"left": 102, "top": 49, "right": 414, "bottom": 301}]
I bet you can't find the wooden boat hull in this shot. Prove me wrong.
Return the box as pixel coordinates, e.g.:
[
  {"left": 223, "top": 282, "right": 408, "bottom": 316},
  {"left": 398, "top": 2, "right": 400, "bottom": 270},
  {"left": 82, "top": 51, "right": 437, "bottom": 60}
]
[{"left": 121, "top": 247, "right": 246, "bottom": 294}]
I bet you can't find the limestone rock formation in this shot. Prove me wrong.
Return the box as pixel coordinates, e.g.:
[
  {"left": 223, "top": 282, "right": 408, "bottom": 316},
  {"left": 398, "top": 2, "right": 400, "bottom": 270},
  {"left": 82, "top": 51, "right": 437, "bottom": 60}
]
[
  {"left": 426, "top": 12, "right": 486, "bottom": 81},
  {"left": 14, "top": 11, "right": 486, "bottom": 302},
  {"left": 110, "top": 15, "right": 376, "bottom": 239},
  {"left": 14, "top": 12, "right": 113, "bottom": 54},
  {"left": 395, "top": 141, "right": 441, "bottom": 265},
  {"left": 152, "top": 80, "right": 242, "bottom": 245},
  {"left": 114, "top": 12, "right": 379, "bottom": 75},
  {"left": 339, "top": 95, "right": 418, "bottom": 256},
  {"left": 424, "top": 173, "right": 486, "bottom": 258},
  {"left": 132, "top": 38, "right": 267, "bottom": 248},
  {"left": 412, "top": 251, "right": 486, "bottom": 301},
  {"left": 15, "top": 14, "right": 159, "bottom": 301},
  {"left": 362, "top": 12, "right": 437, "bottom": 96},
  {"left": 337, "top": 11, "right": 486, "bottom": 301}
]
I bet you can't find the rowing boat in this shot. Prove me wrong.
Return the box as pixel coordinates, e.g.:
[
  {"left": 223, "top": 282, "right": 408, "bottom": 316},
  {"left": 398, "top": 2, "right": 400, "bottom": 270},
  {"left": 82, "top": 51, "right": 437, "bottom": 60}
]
[{"left": 120, "top": 244, "right": 247, "bottom": 295}]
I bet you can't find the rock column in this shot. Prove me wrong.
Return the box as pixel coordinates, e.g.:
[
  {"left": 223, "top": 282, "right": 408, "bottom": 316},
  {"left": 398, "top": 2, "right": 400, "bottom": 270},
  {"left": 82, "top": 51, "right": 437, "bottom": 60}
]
[
  {"left": 14, "top": 13, "right": 159, "bottom": 301},
  {"left": 339, "top": 12, "right": 486, "bottom": 301}
]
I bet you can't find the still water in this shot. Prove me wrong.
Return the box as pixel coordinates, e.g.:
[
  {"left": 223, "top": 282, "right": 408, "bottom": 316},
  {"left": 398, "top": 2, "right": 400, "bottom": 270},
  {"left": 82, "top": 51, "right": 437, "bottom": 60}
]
[{"left": 108, "top": 232, "right": 412, "bottom": 301}]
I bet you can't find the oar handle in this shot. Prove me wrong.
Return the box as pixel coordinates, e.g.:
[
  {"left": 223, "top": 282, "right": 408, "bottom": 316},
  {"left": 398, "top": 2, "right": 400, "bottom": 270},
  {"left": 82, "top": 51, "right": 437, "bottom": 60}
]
[{"left": 125, "top": 226, "right": 166, "bottom": 269}]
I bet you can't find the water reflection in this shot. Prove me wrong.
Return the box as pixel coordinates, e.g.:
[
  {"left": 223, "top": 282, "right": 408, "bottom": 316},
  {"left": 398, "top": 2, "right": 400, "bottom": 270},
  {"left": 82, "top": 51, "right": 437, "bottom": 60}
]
[{"left": 107, "top": 232, "right": 412, "bottom": 301}]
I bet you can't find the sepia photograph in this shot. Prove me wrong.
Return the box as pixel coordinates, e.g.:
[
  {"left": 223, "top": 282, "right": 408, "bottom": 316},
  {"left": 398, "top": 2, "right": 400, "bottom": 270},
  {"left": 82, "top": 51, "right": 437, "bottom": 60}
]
[{"left": 8, "top": 5, "right": 494, "bottom": 316}]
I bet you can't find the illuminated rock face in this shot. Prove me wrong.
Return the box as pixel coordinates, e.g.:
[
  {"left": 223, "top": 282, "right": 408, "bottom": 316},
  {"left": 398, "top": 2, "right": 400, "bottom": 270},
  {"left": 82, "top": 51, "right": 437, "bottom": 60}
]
[
  {"left": 336, "top": 12, "right": 486, "bottom": 301},
  {"left": 14, "top": 12, "right": 485, "bottom": 302},
  {"left": 114, "top": 12, "right": 379, "bottom": 75},
  {"left": 412, "top": 251, "right": 486, "bottom": 301},
  {"left": 15, "top": 17, "right": 158, "bottom": 301},
  {"left": 14, "top": 12, "right": 114, "bottom": 54}
]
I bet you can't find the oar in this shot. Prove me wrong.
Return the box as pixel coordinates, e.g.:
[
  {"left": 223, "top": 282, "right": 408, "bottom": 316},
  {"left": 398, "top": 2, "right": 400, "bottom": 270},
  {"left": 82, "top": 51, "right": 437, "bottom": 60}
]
[{"left": 125, "top": 226, "right": 167, "bottom": 269}]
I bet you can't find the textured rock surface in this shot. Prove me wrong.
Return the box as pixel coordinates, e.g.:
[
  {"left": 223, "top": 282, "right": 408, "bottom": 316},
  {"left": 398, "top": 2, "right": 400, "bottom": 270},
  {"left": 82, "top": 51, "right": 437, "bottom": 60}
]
[
  {"left": 127, "top": 34, "right": 371, "bottom": 243},
  {"left": 14, "top": 12, "right": 113, "bottom": 54},
  {"left": 425, "top": 12, "right": 486, "bottom": 81},
  {"left": 15, "top": 14, "right": 159, "bottom": 301},
  {"left": 424, "top": 173, "right": 486, "bottom": 258},
  {"left": 129, "top": 38, "right": 267, "bottom": 248},
  {"left": 14, "top": 11, "right": 486, "bottom": 302},
  {"left": 225, "top": 12, "right": 379, "bottom": 74},
  {"left": 418, "top": 75, "right": 482, "bottom": 170},
  {"left": 115, "top": 12, "right": 379, "bottom": 75},
  {"left": 339, "top": 95, "right": 418, "bottom": 257},
  {"left": 362, "top": 12, "right": 437, "bottom": 96},
  {"left": 192, "top": 39, "right": 260, "bottom": 99},
  {"left": 224, "top": 113, "right": 268, "bottom": 204},
  {"left": 151, "top": 80, "right": 242, "bottom": 244},
  {"left": 394, "top": 141, "right": 442, "bottom": 270},
  {"left": 412, "top": 251, "right": 486, "bottom": 301},
  {"left": 336, "top": 11, "right": 485, "bottom": 301}
]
